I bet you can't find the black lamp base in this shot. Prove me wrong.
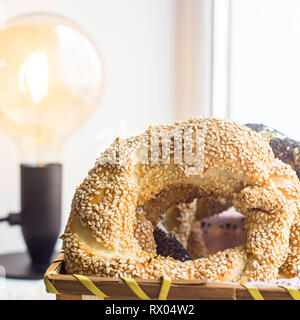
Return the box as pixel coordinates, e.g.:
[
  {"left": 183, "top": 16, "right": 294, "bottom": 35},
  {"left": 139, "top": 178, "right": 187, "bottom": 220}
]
[{"left": 0, "top": 251, "right": 58, "bottom": 280}]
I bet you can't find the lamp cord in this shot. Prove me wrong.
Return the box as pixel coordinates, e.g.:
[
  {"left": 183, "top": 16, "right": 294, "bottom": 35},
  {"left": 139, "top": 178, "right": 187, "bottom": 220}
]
[{"left": 0, "top": 213, "right": 21, "bottom": 225}]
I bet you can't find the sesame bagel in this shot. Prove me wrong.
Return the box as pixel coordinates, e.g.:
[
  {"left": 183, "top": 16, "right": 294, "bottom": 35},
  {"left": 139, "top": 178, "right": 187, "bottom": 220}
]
[
  {"left": 245, "top": 124, "right": 300, "bottom": 278},
  {"left": 61, "top": 118, "right": 300, "bottom": 281},
  {"left": 181, "top": 124, "right": 300, "bottom": 279}
]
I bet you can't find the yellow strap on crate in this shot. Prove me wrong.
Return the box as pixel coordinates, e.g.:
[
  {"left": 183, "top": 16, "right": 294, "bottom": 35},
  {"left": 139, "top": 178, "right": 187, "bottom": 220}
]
[
  {"left": 44, "top": 271, "right": 60, "bottom": 295},
  {"left": 73, "top": 274, "right": 109, "bottom": 298},
  {"left": 279, "top": 285, "right": 300, "bottom": 300},
  {"left": 121, "top": 277, "right": 152, "bottom": 300},
  {"left": 241, "top": 284, "right": 264, "bottom": 300},
  {"left": 158, "top": 276, "right": 171, "bottom": 300}
]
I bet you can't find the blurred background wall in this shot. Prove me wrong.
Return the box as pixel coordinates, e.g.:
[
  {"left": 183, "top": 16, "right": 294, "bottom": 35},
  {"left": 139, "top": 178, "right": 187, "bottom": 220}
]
[{"left": 229, "top": 0, "right": 300, "bottom": 139}]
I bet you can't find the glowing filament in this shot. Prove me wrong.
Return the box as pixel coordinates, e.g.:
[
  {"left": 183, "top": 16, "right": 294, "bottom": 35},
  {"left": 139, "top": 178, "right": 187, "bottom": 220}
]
[{"left": 18, "top": 51, "right": 49, "bottom": 104}]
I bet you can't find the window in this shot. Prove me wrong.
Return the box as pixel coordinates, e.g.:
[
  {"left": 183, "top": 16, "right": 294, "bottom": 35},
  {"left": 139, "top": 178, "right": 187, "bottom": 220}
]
[{"left": 229, "top": 0, "right": 300, "bottom": 139}]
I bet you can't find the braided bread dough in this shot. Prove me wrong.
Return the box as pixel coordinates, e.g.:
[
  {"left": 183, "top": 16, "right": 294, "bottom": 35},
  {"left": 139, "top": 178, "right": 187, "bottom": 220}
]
[
  {"left": 61, "top": 118, "right": 300, "bottom": 281},
  {"left": 180, "top": 124, "right": 300, "bottom": 279},
  {"left": 246, "top": 124, "right": 300, "bottom": 278}
]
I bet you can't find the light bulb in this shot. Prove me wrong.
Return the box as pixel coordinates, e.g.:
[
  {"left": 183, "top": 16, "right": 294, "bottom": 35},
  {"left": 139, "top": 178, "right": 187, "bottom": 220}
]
[{"left": 0, "top": 13, "right": 104, "bottom": 163}]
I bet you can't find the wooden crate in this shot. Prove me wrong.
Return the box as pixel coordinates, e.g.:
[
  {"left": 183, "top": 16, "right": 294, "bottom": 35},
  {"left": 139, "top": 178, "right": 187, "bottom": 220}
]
[{"left": 44, "top": 253, "right": 300, "bottom": 300}]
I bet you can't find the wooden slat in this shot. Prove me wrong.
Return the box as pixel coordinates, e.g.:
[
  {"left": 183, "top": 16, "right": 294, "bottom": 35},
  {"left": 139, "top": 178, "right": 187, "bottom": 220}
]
[
  {"left": 236, "top": 285, "right": 293, "bottom": 300},
  {"left": 45, "top": 253, "right": 64, "bottom": 275},
  {"left": 56, "top": 293, "right": 82, "bottom": 300},
  {"left": 50, "top": 278, "right": 236, "bottom": 300},
  {"left": 82, "top": 295, "right": 104, "bottom": 300},
  {"left": 45, "top": 253, "right": 300, "bottom": 300}
]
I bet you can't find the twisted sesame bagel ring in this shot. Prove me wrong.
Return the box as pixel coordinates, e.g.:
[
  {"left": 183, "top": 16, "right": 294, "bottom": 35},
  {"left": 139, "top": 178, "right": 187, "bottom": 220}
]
[
  {"left": 245, "top": 124, "right": 300, "bottom": 278},
  {"left": 62, "top": 118, "right": 300, "bottom": 281},
  {"left": 180, "top": 124, "right": 300, "bottom": 278}
]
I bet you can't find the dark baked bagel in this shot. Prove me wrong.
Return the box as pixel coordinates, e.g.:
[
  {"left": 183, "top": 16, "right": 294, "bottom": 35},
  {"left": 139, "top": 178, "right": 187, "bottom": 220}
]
[{"left": 246, "top": 124, "right": 300, "bottom": 179}]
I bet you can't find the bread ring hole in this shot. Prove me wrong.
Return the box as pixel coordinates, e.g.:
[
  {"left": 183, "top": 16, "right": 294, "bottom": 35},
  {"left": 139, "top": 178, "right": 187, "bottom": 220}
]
[
  {"left": 138, "top": 186, "right": 247, "bottom": 262},
  {"left": 199, "top": 209, "right": 246, "bottom": 256}
]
